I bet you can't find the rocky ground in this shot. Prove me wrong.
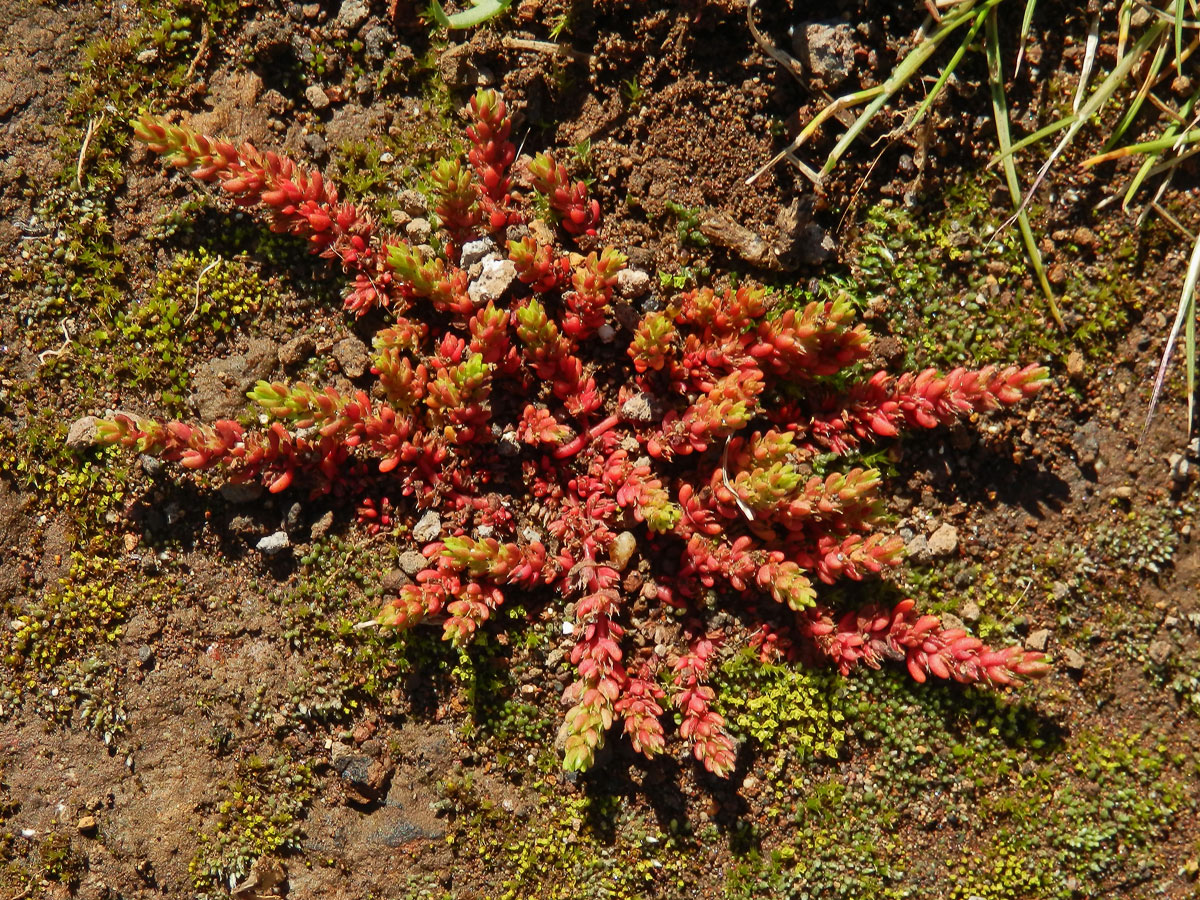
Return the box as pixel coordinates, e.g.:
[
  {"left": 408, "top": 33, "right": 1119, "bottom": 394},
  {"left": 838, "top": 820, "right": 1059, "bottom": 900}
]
[{"left": 1, "top": 0, "right": 1199, "bottom": 898}]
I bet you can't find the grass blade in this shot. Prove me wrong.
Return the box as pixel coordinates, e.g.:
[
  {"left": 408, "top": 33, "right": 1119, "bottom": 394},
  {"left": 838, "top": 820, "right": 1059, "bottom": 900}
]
[
  {"left": 1188, "top": 301, "right": 1196, "bottom": 436},
  {"left": 1106, "top": 35, "right": 1169, "bottom": 148},
  {"left": 820, "top": 0, "right": 997, "bottom": 176},
  {"left": 999, "top": 18, "right": 1171, "bottom": 240},
  {"left": 1084, "top": 126, "right": 1200, "bottom": 166},
  {"left": 985, "top": 7, "right": 1062, "bottom": 328},
  {"left": 1177, "top": 0, "right": 1185, "bottom": 70},
  {"left": 990, "top": 114, "right": 1078, "bottom": 163},
  {"left": 1073, "top": 11, "right": 1101, "bottom": 114},
  {"left": 907, "top": 7, "right": 991, "bottom": 130},
  {"left": 1014, "top": 0, "right": 1039, "bottom": 76},
  {"left": 1145, "top": 222, "right": 1200, "bottom": 436}
]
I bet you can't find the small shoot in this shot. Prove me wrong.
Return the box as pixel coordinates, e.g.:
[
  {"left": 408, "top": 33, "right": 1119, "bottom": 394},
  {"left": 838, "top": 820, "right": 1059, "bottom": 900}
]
[
  {"left": 984, "top": 7, "right": 1062, "bottom": 328},
  {"left": 621, "top": 77, "right": 645, "bottom": 110},
  {"left": 426, "top": 0, "right": 513, "bottom": 30}
]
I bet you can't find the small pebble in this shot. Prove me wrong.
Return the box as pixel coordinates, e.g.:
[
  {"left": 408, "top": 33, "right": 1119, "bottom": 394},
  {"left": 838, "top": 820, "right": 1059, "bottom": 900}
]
[
  {"left": 1061, "top": 647, "right": 1085, "bottom": 671},
  {"left": 256, "top": 531, "right": 291, "bottom": 555},
  {"left": 1147, "top": 639, "right": 1175, "bottom": 665},
  {"left": 412, "top": 510, "right": 442, "bottom": 543},
  {"left": 305, "top": 84, "right": 331, "bottom": 110},
  {"left": 927, "top": 523, "right": 958, "bottom": 557},
  {"left": 1025, "top": 628, "right": 1051, "bottom": 652}
]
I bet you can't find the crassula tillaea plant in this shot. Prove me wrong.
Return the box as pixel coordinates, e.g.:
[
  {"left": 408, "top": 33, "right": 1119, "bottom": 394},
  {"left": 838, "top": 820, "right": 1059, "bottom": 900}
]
[{"left": 97, "top": 89, "right": 1050, "bottom": 777}]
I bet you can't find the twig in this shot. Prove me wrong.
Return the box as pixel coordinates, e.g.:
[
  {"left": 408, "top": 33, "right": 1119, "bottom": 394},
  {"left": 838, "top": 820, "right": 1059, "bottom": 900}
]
[
  {"left": 38, "top": 319, "right": 74, "bottom": 366},
  {"left": 720, "top": 436, "right": 755, "bottom": 522},
  {"left": 1150, "top": 199, "right": 1196, "bottom": 241},
  {"left": 76, "top": 114, "right": 105, "bottom": 189},
  {"left": 185, "top": 255, "right": 223, "bottom": 324},
  {"left": 502, "top": 37, "right": 594, "bottom": 66},
  {"left": 746, "top": 0, "right": 807, "bottom": 84},
  {"left": 184, "top": 19, "right": 211, "bottom": 83}
]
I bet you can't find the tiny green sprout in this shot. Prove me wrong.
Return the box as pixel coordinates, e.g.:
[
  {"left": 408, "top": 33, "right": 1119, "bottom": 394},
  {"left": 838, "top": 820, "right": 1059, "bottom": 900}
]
[
  {"left": 572, "top": 138, "right": 592, "bottom": 169},
  {"left": 426, "top": 0, "right": 513, "bottom": 30},
  {"left": 621, "top": 77, "right": 644, "bottom": 109},
  {"left": 663, "top": 199, "right": 709, "bottom": 249}
]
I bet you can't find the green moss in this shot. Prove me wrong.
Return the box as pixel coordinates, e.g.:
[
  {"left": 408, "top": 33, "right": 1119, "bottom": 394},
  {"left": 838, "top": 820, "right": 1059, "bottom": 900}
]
[
  {"left": 0, "top": 406, "right": 130, "bottom": 534},
  {"left": 443, "top": 784, "right": 694, "bottom": 900},
  {"left": 950, "top": 731, "right": 1187, "bottom": 900},
  {"left": 0, "top": 551, "right": 167, "bottom": 742},
  {"left": 189, "top": 752, "right": 313, "bottom": 897},
  {"left": 724, "top": 668, "right": 1193, "bottom": 900},
  {"left": 5, "top": 553, "right": 129, "bottom": 674},
  {"left": 275, "top": 535, "right": 414, "bottom": 726},
  {"left": 714, "top": 649, "right": 845, "bottom": 760},
  {"left": 851, "top": 179, "right": 1146, "bottom": 370},
  {"left": 111, "top": 248, "right": 273, "bottom": 411},
  {"left": 38, "top": 832, "right": 85, "bottom": 888}
]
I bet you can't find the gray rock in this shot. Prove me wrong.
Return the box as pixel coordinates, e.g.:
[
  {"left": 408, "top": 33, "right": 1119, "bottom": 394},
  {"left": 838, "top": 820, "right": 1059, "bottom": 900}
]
[
  {"left": 468, "top": 258, "right": 517, "bottom": 306},
  {"left": 1025, "top": 628, "right": 1051, "bottom": 652},
  {"left": 904, "top": 533, "right": 930, "bottom": 563},
  {"left": 699, "top": 210, "right": 779, "bottom": 270},
  {"left": 303, "top": 132, "right": 327, "bottom": 159},
  {"left": 616, "top": 268, "right": 651, "bottom": 298},
  {"left": 405, "top": 217, "right": 431, "bottom": 242},
  {"left": 1148, "top": 639, "right": 1175, "bottom": 665},
  {"left": 959, "top": 600, "right": 981, "bottom": 623},
  {"left": 620, "top": 393, "right": 658, "bottom": 424},
  {"left": 139, "top": 454, "right": 165, "bottom": 478},
  {"left": 369, "top": 816, "right": 444, "bottom": 847},
  {"left": 333, "top": 336, "right": 370, "bottom": 379},
  {"left": 460, "top": 237, "right": 496, "bottom": 269},
  {"left": 335, "top": 754, "right": 392, "bottom": 804},
  {"left": 335, "top": 0, "right": 369, "bottom": 30},
  {"left": 1169, "top": 452, "right": 1190, "bottom": 484},
  {"left": 191, "top": 339, "right": 278, "bottom": 421},
  {"left": 791, "top": 21, "right": 856, "bottom": 87},
  {"left": 66, "top": 416, "right": 102, "bottom": 450},
  {"left": 774, "top": 197, "right": 835, "bottom": 268},
  {"left": 412, "top": 510, "right": 442, "bottom": 544},
  {"left": 229, "top": 515, "right": 261, "bottom": 536},
  {"left": 1061, "top": 647, "right": 1085, "bottom": 671},
  {"left": 398, "top": 550, "right": 428, "bottom": 576},
  {"left": 310, "top": 510, "right": 334, "bottom": 541},
  {"left": 927, "top": 523, "right": 959, "bottom": 557},
  {"left": 380, "top": 568, "right": 411, "bottom": 593},
  {"left": 256, "top": 531, "right": 291, "bottom": 555},
  {"left": 279, "top": 334, "right": 315, "bottom": 369},
  {"left": 396, "top": 189, "right": 427, "bottom": 217},
  {"left": 497, "top": 430, "right": 521, "bottom": 456},
  {"left": 1071, "top": 420, "right": 1101, "bottom": 469},
  {"left": 137, "top": 645, "right": 155, "bottom": 668},
  {"left": 437, "top": 43, "right": 484, "bottom": 89},
  {"left": 791, "top": 223, "right": 835, "bottom": 266},
  {"left": 285, "top": 501, "right": 304, "bottom": 533},
  {"left": 941, "top": 613, "right": 965, "bottom": 632},
  {"left": 305, "top": 84, "right": 331, "bottom": 110},
  {"left": 365, "top": 26, "right": 391, "bottom": 61}
]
